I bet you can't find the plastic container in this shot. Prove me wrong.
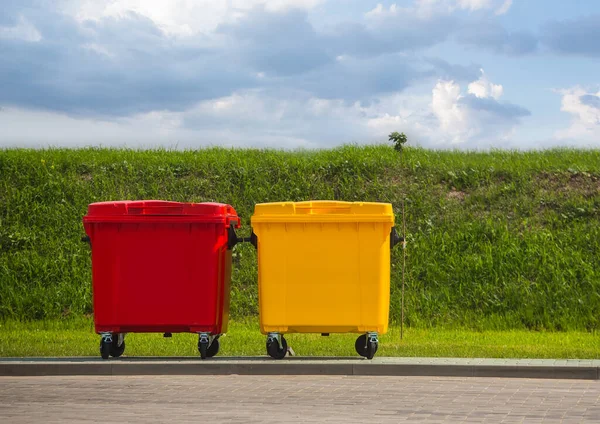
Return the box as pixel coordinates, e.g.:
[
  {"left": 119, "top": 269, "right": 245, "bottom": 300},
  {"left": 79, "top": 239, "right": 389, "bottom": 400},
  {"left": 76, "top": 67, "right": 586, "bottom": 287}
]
[
  {"left": 83, "top": 200, "right": 241, "bottom": 360},
  {"left": 250, "top": 200, "right": 401, "bottom": 359}
]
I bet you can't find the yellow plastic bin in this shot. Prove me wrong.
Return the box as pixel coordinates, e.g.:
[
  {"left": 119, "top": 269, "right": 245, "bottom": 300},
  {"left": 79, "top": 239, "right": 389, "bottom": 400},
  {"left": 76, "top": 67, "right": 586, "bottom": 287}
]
[{"left": 251, "top": 200, "right": 403, "bottom": 359}]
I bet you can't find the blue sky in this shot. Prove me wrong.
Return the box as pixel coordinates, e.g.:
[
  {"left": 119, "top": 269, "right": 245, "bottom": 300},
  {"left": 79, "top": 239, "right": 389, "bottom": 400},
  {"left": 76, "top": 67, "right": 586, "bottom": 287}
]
[{"left": 0, "top": 0, "right": 599, "bottom": 149}]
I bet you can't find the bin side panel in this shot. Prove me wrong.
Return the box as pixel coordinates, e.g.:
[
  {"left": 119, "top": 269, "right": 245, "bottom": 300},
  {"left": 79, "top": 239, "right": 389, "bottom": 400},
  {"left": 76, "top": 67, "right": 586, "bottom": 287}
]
[
  {"left": 213, "top": 249, "right": 232, "bottom": 335},
  {"left": 91, "top": 222, "right": 228, "bottom": 334},
  {"left": 90, "top": 223, "right": 117, "bottom": 330},
  {"left": 256, "top": 221, "right": 391, "bottom": 335},
  {"left": 357, "top": 222, "right": 390, "bottom": 334},
  {"left": 257, "top": 223, "right": 288, "bottom": 332}
]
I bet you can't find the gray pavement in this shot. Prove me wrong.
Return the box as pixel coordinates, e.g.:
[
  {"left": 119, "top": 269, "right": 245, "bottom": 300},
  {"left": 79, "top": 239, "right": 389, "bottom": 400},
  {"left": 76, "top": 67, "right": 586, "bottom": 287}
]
[
  {"left": 0, "top": 375, "right": 599, "bottom": 423},
  {"left": 2, "top": 357, "right": 600, "bottom": 379}
]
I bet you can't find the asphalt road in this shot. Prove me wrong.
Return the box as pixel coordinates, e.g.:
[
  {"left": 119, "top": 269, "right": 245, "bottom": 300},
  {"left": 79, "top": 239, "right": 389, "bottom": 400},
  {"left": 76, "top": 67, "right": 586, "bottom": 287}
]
[{"left": 1, "top": 375, "right": 599, "bottom": 423}]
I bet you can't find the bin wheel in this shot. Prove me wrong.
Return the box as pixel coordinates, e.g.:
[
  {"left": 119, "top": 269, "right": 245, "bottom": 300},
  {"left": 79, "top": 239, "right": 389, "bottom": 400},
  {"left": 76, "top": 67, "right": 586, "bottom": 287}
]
[
  {"left": 355, "top": 334, "right": 367, "bottom": 357},
  {"left": 355, "top": 334, "right": 378, "bottom": 359},
  {"left": 267, "top": 336, "right": 287, "bottom": 360},
  {"left": 100, "top": 339, "right": 110, "bottom": 360},
  {"left": 198, "top": 340, "right": 209, "bottom": 360},
  {"left": 109, "top": 335, "right": 125, "bottom": 358},
  {"left": 366, "top": 340, "right": 378, "bottom": 360},
  {"left": 206, "top": 339, "right": 220, "bottom": 358}
]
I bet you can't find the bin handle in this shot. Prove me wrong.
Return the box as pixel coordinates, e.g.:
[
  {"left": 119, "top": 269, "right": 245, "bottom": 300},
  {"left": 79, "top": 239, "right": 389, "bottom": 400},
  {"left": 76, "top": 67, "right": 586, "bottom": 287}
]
[
  {"left": 294, "top": 202, "right": 352, "bottom": 214},
  {"left": 227, "top": 227, "right": 257, "bottom": 250},
  {"left": 228, "top": 217, "right": 241, "bottom": 228},
  {"left": 390, "top": 227, "right": 404, "bottom": 249},
  {"left": 241, "top": 232, "right": 257, "bottom": 249},
  {"left": 128, "top": 206, "right": 185, "bottom": 215}
]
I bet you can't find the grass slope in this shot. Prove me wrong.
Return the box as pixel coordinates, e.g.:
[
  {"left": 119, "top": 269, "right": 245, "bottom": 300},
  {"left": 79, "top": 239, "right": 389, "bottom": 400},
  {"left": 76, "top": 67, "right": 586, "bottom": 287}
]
[{"left": 1, "top": 146, "right": 599, "bottom": 330}]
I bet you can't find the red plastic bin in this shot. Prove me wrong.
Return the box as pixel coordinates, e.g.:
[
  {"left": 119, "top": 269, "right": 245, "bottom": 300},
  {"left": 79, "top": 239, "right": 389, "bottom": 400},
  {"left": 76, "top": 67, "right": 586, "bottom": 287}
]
[{"left": 83, "top": 200, "right": 241, "bottom": 359}]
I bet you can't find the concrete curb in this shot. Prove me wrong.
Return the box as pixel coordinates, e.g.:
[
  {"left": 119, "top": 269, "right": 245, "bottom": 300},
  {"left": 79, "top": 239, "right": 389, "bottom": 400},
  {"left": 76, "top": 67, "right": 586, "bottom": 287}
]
[{"left": 1, "top": 358, "right": 599, "bottom": 379}]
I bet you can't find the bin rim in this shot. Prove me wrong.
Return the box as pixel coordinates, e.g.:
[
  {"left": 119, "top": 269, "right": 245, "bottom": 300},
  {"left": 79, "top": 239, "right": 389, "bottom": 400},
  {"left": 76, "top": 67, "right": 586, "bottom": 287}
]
[
  {"left": 250, "top": 200, "right": 394, "bottom": 224},
  {"left": 83, "top": 200, "right": 241, "bottom": 227}
]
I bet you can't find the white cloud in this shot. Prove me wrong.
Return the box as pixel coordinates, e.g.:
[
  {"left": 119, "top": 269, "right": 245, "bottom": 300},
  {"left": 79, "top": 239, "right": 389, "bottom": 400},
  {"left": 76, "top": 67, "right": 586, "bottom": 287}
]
[
  {"left": 0, "top": 95, "right": 334, "bottom": 149},
  {"left": 183, "top": 91, "right": 361, "bottom": 146},
  {"left": 0, "top": 90, "right": 426, "bottom": 149},
  {"left": 365, "top": 3, "right": 399, "bottom": 18},
  {"left": 366, "top": 2, "right": 442, "bottom": 20},
  {"left": 0, "top": 107, "right": 191, "bottom": 148},
  {"left": 555, "top": 87, "right": 600, "bottom": 145},
  {"left": 0, "top": 104, "right": 320, "bottom": 150},
  {"left": 367, "top": 77, "right": 527, "bottom": 149},
  {"left": 495, "top": 0, "right": 512, "bottom": 15},
  {"left": 64, "top": 0, "right": 324, "bottom": 36},
  {"left": 187, "top": 89, "right": 451, "bottom": 148},
  {"left": 468, "top": 69, "right": 503, "bottom": 100},
  {"left": 367, "top": 0, "right": 512, "bottom": 19},
  {"left": 263, "top": 0, "right": 323, "bottom": 11},
  {"left": 366, "top": 113, "right": 437, "bottom": 147},
  {"left": 82, "top": 43, "right": 114, "bottom": 58},
  {"left": 455, "top": 0, "right": 513, "bottom": 13},
  {"left": 457, "top": 0, "right": 493, "bottom": 11},
  {"left": 432, "top": 74, "right": 530, "bottom": 146},
  {"left": 0, "top": 1, "right": 532, "bottom": 151},
  {"left": 357, "top": 91, "right": 435, "bottom": 144},
  {"left": 372, "top": 71, "right": 528, "bottom": 147},
  {"left": 0, "top": 72, "right": 531, "bottom": 150},
  {"left": 365, "top": 3, "right": 384, "bottom": 18},
  {"left": 432, "top": 80, "right": 471, "bottom": 141},
  {"left": 0, "top": 15, "right": 42, "bottom": 42},
  {"left": 560, "top": 88, "right": 600, "bottom": 125}
]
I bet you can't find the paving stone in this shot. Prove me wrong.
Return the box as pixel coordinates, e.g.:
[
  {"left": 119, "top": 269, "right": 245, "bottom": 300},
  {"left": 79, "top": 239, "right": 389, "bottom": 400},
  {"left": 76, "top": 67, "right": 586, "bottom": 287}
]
[{"left": 1, "top": 375, "right": 599, "bottom": 423}]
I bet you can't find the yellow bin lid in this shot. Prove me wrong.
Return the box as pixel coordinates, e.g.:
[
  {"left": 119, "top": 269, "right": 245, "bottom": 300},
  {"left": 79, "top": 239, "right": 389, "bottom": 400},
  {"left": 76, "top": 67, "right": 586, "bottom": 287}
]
[{"left": 251, "top": 201, "right": 395, "bottom": 224}]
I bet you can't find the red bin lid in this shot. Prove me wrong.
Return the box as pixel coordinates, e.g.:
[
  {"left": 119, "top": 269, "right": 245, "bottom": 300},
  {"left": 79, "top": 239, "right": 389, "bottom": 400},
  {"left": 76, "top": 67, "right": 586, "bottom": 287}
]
[{"left": 83, "top": 200, "right": 240, "bottom": 226}]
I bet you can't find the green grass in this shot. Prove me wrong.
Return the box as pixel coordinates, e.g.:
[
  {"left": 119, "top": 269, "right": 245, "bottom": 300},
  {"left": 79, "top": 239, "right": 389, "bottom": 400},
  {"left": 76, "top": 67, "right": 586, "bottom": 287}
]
[
  {"left": 1, "top": 145, "right": 600, "bottom": 330},
  {"left": 1, "top": 318, "right": 598, "bottom": 359}
]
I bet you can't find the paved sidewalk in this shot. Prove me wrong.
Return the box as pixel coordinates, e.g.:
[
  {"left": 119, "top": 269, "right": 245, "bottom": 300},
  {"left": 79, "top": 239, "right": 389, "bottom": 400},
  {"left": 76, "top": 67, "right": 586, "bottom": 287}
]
[
  {"left": 1, "top": 374, "right": 599, "bottom": 423},
  {"left": 1, "top": 357, "right": 599, "bottom": 379}
]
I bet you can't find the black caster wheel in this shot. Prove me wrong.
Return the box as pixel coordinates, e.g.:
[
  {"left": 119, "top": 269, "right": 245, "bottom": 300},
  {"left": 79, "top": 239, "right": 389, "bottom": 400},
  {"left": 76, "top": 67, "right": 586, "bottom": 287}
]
[
  {"left": 355, "top": 334, "right": 367, "bottom": 357},
  {"left": 355, "top": 335, "right": 378, "bottom": 359},
  {"left": 198, "top": 340, "right": 209, "bottom": 359},
  {"left": 206, "top": 338, "right": 220, "bottom": 358},
  {"left": 109, "top": 334, "right": 125, "bottom": 358},
  {"left": 100, "top": 339, "right": 110, "bottom": 360},
  {"left": 266, "top": 335, "right": 287, "bottom": 360},
  {"left": 366, "top": 340, "right": 378, "bottom": 360}
]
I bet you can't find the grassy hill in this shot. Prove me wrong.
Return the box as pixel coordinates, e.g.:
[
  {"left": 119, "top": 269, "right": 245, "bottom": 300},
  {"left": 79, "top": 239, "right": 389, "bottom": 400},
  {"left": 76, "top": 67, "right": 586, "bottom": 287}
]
[{"left": 1, "top": 145, "right": 599, "bottom": 331}]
